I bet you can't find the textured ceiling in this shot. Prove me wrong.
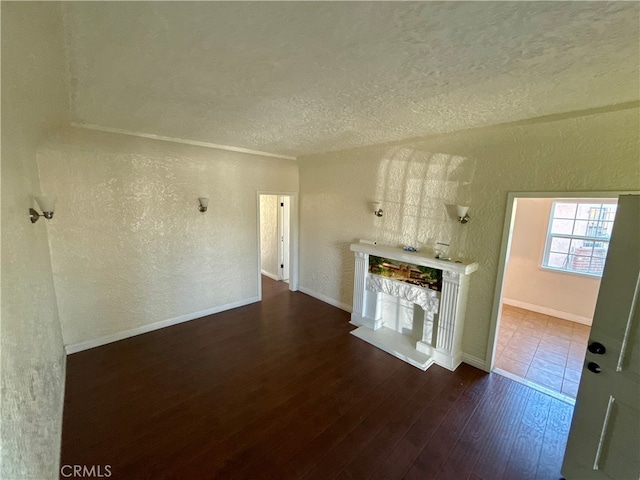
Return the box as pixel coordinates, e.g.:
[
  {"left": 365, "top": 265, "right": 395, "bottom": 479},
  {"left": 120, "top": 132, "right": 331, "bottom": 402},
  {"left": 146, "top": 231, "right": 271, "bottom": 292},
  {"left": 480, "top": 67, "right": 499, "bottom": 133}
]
[{"left": 63, "top": 2, "right": 640, "bottom": 158}]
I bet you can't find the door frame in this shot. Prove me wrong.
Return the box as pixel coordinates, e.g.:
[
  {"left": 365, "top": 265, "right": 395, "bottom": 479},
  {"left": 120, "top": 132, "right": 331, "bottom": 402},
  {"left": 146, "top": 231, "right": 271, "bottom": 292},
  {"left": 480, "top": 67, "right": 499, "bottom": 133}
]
[
  {"left": 256, "top": 191, "right": 299, "bottom": 300},
  {"left": 278, "top": 195, "right": 291, "bottom": 282},
  {"left": 485, "top": 190, "right": 639, "bottom": 371}
]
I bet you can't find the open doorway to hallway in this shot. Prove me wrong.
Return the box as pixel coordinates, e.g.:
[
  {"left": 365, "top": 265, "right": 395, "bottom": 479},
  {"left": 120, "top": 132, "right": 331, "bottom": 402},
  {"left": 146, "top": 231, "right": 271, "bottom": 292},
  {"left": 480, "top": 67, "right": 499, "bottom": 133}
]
[
  {"left": 491, "top": 195, "right": 618, "bottom": 401},
  {"left": 258, "top": 193, "right": 297, "bottom": 298}
]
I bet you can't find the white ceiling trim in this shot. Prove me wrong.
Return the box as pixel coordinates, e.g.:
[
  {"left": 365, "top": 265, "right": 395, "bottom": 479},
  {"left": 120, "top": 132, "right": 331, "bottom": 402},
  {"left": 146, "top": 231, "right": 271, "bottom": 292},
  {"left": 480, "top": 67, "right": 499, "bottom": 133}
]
[{"left": 70, "top": 122, "right": 298, "bottom": 161}]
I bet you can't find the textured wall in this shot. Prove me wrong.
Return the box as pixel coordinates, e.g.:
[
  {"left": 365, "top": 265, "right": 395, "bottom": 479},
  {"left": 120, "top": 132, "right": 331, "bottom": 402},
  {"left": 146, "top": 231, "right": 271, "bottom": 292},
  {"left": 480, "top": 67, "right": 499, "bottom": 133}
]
[
  {"left": 37, "top": 128, "right": 298, "bottom": 347},
  {"left": 1, "top": 3, "right": 68, "bottom": 479},
  {"left": 504, "top": 198, "right": 602, "bottom": 322},
  {"left": 298, "top": 107, "right": 640, "bottom": 364},
  {"left": 260, "top": 195, "right": 279, "bottom": 278}
]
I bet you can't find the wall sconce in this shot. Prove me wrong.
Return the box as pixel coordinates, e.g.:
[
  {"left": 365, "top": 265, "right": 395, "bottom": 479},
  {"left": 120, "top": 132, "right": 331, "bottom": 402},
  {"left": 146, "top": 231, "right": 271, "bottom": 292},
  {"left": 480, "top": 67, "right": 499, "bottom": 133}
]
[
  {"left": 456, "top": 205, "right": 470, "bottom": 224},
  {"left": 198, "top": 197, "right": 209, "bottom": 213},
  {"left": 29, "top": 196, "right": 57, "bottom": 223},
  {"left": 372, "top": 202, "right": 383, "bottom": 217}
]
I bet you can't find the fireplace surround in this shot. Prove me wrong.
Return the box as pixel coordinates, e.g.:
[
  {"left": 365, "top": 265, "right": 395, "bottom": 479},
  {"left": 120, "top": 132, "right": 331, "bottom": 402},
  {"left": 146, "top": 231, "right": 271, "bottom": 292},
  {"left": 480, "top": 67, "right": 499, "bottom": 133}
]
[{"left": 350, "top": 243, "right": 478, "bottom": 371}]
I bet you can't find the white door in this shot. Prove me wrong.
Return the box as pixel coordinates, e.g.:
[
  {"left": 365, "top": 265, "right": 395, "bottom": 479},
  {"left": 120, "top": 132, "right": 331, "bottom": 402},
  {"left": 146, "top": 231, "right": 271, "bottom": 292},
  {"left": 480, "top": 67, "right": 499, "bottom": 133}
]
[
  {"left": 279, "top": 196, "right": 290, "bottom": 282},
  {"left": 562, "top": 194, "right": 639, "bottom": 479}
]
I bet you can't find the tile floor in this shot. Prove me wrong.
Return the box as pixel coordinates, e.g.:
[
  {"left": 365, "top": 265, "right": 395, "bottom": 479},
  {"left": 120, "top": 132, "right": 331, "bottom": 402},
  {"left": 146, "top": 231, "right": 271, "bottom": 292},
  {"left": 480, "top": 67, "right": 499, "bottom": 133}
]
[{"left": 494, "top": 304, "right": 591, "bottom": 398}]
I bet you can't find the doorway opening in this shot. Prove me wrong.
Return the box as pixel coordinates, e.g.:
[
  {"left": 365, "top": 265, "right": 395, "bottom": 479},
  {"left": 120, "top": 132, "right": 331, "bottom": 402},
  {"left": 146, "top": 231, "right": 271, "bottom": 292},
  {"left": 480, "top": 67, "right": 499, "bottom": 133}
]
[
  {"left": 257, "top": 192, "right": 298, "bottom": 300},
  {"left": 488, "top": 193, "right": 619, "bottom": 402}
]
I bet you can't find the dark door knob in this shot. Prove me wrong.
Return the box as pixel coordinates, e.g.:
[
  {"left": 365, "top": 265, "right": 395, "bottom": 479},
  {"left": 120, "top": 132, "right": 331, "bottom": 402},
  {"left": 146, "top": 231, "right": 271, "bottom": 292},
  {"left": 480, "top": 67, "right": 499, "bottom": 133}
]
[
  {"left": 587, "top": 361, "right": 602, "bottom": 374},
  {"left": 588, "top": 342, "right": 606, "bottom": 355}
]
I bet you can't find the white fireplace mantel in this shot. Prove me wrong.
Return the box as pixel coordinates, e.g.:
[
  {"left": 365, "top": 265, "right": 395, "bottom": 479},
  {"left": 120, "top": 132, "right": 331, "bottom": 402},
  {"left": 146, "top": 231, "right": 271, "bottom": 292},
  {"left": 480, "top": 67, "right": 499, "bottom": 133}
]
[
  {"left": 349, "top": 243, "right": 478, "bottom": 371},
  {"left": 350, "top": 243, "right": 478, "bottom": 275}
]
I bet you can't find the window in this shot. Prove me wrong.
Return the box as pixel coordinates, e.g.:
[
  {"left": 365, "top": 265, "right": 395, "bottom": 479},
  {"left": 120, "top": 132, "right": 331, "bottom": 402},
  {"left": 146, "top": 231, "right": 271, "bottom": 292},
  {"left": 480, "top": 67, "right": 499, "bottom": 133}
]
[{"left": 542, "top": 200, "right": 618, "bottom": 277}]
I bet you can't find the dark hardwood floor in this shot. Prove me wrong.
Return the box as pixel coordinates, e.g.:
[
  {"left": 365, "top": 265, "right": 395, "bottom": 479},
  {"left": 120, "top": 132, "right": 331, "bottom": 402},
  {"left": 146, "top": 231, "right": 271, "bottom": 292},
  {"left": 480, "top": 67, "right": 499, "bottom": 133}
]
[{"left": 60, "top": 277, "right": 573, "bottom": 479}]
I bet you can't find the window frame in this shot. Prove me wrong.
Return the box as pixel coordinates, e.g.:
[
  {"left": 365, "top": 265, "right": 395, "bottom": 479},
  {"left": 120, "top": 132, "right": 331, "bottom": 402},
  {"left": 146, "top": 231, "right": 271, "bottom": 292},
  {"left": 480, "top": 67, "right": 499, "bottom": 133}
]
[{"left": 541, "top": 199, "right": 618, "bottom": 278}]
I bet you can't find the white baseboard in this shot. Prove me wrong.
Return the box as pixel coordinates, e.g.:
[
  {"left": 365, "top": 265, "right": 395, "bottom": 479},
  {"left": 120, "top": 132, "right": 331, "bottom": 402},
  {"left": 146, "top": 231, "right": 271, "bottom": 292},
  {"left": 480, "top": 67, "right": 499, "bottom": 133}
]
[
  {"left": 462, "top": 353, "right": 488, "bottom": 372},
  {"left": 297, "top": 285, "right": 352, "bottom": 313},
  {"left": 65, "top": 296, "right": 260, "bottom": 354},
  {"left": 502, "top": 298, "right": 592, "bottom": 326},
  {"left": 261, "top": 270, "right": 279, "bottom": 281}
]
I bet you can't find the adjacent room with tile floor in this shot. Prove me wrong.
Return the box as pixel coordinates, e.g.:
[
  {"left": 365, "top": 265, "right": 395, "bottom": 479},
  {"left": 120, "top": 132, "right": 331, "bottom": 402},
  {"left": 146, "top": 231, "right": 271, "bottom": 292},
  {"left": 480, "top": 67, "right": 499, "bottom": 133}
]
[{"left": 494, "top": 304, "right": 591, "bottom": 399}]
